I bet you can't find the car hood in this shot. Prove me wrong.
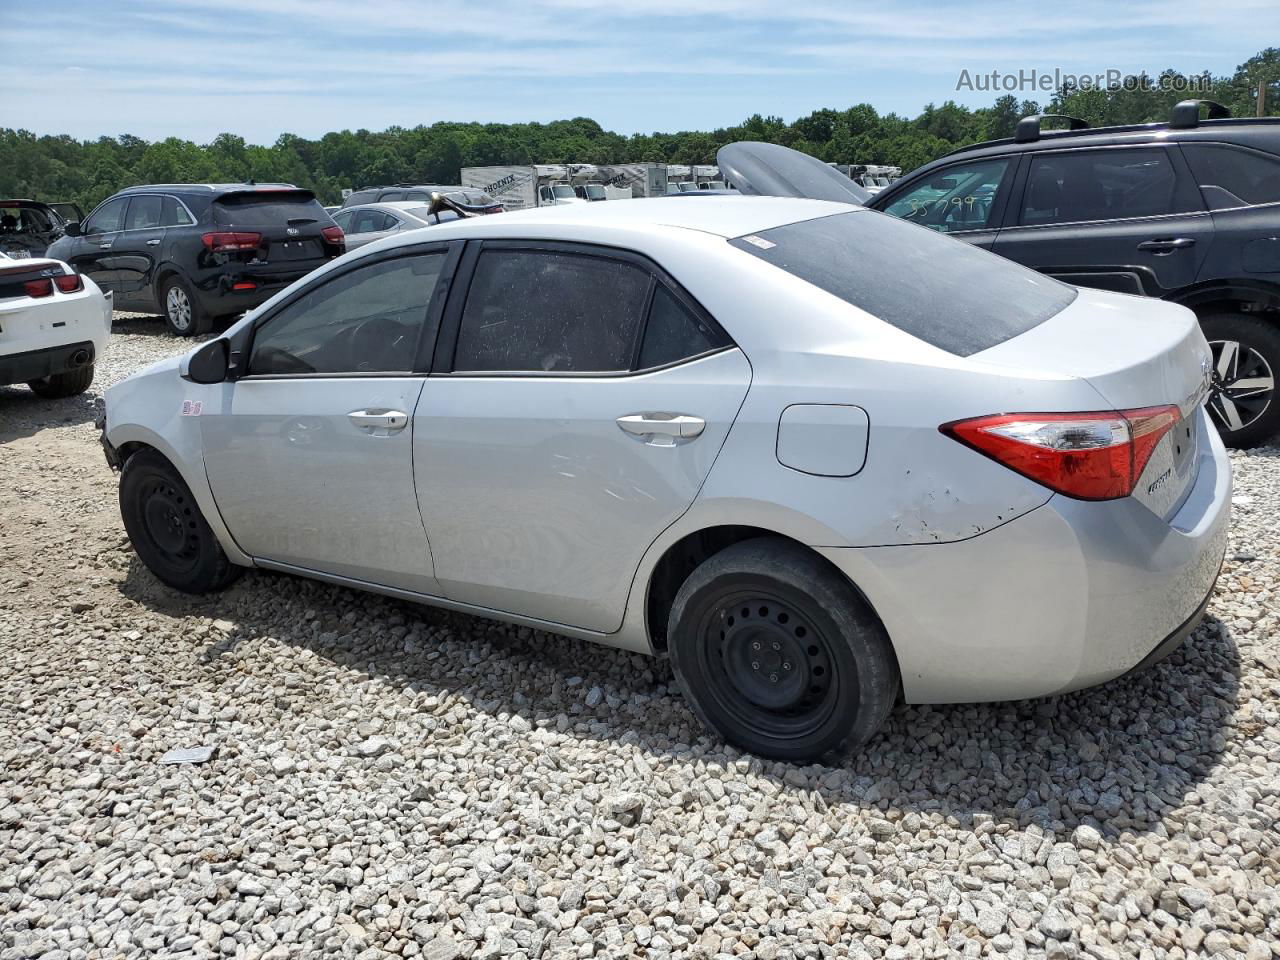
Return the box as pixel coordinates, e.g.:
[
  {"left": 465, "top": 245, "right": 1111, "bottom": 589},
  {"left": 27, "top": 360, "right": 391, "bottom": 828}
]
[{"left": 716, "top": 142, "right": 870, "bottom": 205}]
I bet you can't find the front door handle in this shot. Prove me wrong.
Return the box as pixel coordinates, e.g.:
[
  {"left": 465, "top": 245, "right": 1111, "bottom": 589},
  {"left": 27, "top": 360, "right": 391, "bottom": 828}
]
[
  {"left": 98, "top": 242, "right": 112, "bottom": 249},
  {"left": 146, "top": 238, "right": 161, "bottom": 246},
  {"left": 1137, "top": 237, "right": 1195, "bottom": 255},
  {"left": 617, "top": 413, "right": 706, "bottom": 441},
  {"left": 348, "top": 409, "right": 408, "bottom": 434}
]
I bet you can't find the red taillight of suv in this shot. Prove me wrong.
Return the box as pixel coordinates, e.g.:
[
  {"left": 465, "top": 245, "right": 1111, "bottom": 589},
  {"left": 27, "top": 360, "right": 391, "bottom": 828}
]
[
  {"left": 202, "top": 231, "right": 262, "bottom": 253},
  {"left": 321, "top": 225, "right": 345, "bottom": 251},
  {"left": 941, "top": 405, "right": 1181, "bottom": 500}
]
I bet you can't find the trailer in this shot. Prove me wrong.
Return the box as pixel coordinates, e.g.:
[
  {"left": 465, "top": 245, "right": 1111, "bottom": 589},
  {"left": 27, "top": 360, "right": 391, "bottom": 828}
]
[
  {"left": 594, "top": 163, "right": 668, "bottom": 200},
  {"left": 460, "top": 164, "right": 597, "bottom": 211}
]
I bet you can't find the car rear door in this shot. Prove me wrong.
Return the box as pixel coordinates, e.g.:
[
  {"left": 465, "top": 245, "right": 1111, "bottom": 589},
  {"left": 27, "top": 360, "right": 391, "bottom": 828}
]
[
  {"left": 112, "top": 193, "right": 166, "bottom": 306},
  {"left": 413, "top": 240, "right": 750, "bottom": 633},
  {"left": 201, "top": 243, "right": 458, "bottom": 594},
  {"left": 991, "top": 144, "right": 1214, "bottom": 295}
]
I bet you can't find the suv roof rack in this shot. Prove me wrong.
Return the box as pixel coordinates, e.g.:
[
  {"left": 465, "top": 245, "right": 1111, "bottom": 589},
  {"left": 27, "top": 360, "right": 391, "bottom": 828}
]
[
  {"left": 1169, "top": 99, "right": 1232, "bottom": 129},
  {"left": 1013, "top": 114, "right": 1089, "bottom": 143}
]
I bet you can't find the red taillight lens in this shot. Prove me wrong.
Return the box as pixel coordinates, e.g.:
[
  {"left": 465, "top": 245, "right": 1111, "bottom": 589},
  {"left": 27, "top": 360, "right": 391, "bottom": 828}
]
[
  {"left": 202, "top": 231, "right": 262, "bottom": 252},
  {"left": 941, "top": 405, "right": 1181, "bottom": 501},
  {"left": 54, "top": 273, "right": 83, "bottom": 293},
  {"left": 321, "top": 225, "right": 344, "bottom": 246},
  {"left": 24, "top": 278, "right": 53, "bottom": 298}
]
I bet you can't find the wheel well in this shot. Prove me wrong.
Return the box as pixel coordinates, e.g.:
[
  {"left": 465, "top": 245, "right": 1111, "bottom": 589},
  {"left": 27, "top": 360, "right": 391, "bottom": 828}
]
[
  {"left": 646, "top": 526, "right": 885, "bottom": 655},
  {"left": 115, "top": 440, "right": 158, "bottom": 467}
]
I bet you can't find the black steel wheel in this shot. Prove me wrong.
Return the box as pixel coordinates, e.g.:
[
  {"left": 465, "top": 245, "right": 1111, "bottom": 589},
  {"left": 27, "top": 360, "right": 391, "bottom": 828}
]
[
  {"left": 119, "top": 449, "right": 242, "bottom": 593},
  {"left": 668, "top": 537, "right": 898, "bottom": 763},
  {"left": 1200, "top": 313, "right": 1280, "bottom": 448}
]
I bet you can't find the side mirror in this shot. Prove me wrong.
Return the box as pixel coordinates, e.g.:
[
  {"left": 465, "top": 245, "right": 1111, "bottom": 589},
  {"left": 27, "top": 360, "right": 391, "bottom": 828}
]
[
  {"left": 64, "top": 221, "right": 82, "bottom": 237},
  {"left": 184, "top": 338, "right": 229, "bottom": 384}
]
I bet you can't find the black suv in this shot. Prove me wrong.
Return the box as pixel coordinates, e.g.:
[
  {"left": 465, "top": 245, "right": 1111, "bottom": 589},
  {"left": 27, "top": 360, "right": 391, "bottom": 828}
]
[
  {"left": 867, "top": 100, "right": 1280, "bottom": 447},
  {"left": 47, "top": 184, "right": 344, "bottom": 336}
]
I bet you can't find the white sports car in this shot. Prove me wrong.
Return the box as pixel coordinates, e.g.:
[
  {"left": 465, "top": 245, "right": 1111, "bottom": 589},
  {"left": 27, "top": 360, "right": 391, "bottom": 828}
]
[
  {"left": 99, "top": 196, "right": 1229, "bottom": 762},
  {"left": 0, "top": 251, "right": 111, "bottom": 398}
]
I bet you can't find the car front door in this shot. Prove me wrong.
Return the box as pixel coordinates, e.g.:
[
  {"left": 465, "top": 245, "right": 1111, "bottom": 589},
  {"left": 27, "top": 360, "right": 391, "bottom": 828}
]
[
  {"left": 113, "top": 194, "right": 166, "bottom": 306},
  {"left": 69, "top": 196, "right": 129, "bottom": 295},
  {"left": 200, "top": 243, "right": 457, "bottom": 594},
  {"left": 871, "top": 155, "right": 1017, "bottom": 250},
  {"left": 991, "top": 144, "right": 1214, "bottom": 296},
  {"left": 414, "top": 241, "right": 751, "bottom": 633}
]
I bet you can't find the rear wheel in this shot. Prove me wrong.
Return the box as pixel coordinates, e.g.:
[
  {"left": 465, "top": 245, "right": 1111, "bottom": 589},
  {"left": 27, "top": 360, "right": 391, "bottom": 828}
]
[
  {"left": 28, "top": 363, "right": 94, "bottom": 398},
  {"left": 1199, "top": 313, "right": 1280, "bottom": 448},
  {"left": 120, "top": 449, "right": 242, "bottom": 593},
  {"left": 160, "top": 275, "right": 210, "bottom": 337},
  {"left": 668, "top": 537, "right": 898, "bottom": 763}
]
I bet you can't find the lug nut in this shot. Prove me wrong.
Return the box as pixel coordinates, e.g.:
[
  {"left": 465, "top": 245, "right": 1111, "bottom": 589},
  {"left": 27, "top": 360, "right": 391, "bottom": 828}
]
[
  {"left": 771, "top": 642, "right": 780, "bottom": 651},
  {"left": 751, "top": 661, "right": 760, "bottom": 670},
  {"left": 782, "top": 662, "right": 791, "bottom": 671},
  {"left": 769, "top": 673, "right": 778, "bottom": 682},
  {"left": 752, "top": 641, "right": 761, "bottom": 651}
]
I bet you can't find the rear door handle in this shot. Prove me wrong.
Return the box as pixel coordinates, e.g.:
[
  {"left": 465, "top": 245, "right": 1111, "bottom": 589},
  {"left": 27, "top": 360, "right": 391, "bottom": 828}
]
[
  {"left": 1137, "top": 237, "right": 1195, "bottom": 254},
  {"left": 348, "top": 409, "right": 408, "bottom": 434},
  {"left": 98, "top": 242, "right": 112, "bottom": 249},
  {"left": 617, "top": 413, "right": 706, "bottom": 441},
  {"left": 146, "top": 238, "right": 161, "bottom": 246}
]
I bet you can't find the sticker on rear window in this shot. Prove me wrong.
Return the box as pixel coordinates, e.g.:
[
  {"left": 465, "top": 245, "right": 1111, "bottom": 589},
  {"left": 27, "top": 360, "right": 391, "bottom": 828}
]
[{"left": 740, "top": 234, "right": 776, "bottom": 250}]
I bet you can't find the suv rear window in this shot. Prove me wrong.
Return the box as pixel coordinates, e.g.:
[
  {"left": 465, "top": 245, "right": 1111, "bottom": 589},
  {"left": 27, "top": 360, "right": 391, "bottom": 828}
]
[
  {"left": 213, "top": 191, "right": 327, "bottom": 227},
  {"left": 729, "top": 210, "right": 1077, "bottom": 357}
]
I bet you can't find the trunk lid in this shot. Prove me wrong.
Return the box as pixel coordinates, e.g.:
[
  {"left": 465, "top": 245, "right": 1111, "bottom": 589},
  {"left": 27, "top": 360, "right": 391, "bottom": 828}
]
[
  {"left": 716, "top": 141, "right": 871, "bottom": 204},
  {"left": 212, "top": 190, "right": 340, "bottom": 264},
  {"left": 974, "top": 287, "right": 1213, "bottom": 519}
]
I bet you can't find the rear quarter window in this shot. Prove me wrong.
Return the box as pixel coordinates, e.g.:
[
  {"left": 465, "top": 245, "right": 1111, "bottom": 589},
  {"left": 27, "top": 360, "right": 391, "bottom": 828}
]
[{"left": 730, "top": 210, "right": 1077, "bottom": 357}]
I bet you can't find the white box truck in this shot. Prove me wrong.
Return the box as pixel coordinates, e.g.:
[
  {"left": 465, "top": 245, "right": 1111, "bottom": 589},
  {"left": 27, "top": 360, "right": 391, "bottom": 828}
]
[
  {"left": 594, "top": 163, "right": 669, "bottom": 200},
  {"left": 460, "top": 164, "right": 595, "bottom": 211}
]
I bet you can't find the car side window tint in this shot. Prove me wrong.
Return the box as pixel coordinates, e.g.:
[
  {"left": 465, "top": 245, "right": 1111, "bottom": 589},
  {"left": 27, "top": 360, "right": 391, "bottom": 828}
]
[
  {"left": 1182, "top": 144, "right": 1280, "bottom": 209},
  {"left": 1022, "top": 149, "right": 1184, "bottom": 225},
  {"left": 881, "top": 158, "right": 1010, "bottom": 233},
  {"left": 454, "top": 250, "right": 650, "bottom": 373},
  {"left": 162, "top": 196, "right": 194, "bottom": 226},
  {"left": 84, "top": 197, "right": 127, "bottom": 235},
  {"left": 124, "top": 195, "right": 163, "bottom": 230},
  {"left": 248, "top": 253, "right": 446, "bottom": 376},
  {"left": 639, "top": 286, "right": 722, "bottom": 368}
]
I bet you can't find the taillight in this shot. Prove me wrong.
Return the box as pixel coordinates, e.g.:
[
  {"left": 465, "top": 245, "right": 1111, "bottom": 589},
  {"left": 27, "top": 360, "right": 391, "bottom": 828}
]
[
  {"left": 202, "top": 231, "right": 262, "bottom": 252},
  {"left": 321, "top": 225, "right": 344, "bottom": 246},
  {"left": 24, "top": 278, "right": 53, "bottom": 298},
  {"left": 941, "top": 405, "right": 1181, "bottom": 501},
  {"left": 54, "top": 273, "right": 83, "bottom": 293}
]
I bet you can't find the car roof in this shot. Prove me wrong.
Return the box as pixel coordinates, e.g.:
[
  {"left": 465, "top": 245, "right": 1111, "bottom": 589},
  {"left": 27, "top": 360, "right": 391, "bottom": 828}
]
[
  {"left": 0, "top": 198, "right": 55, "bottom": 208},
  {"left": 114, "top": 183, "right": 302, "bottom": 196},
  {"left": 379, "top": 196, "right": 856, "bottom": 243}
]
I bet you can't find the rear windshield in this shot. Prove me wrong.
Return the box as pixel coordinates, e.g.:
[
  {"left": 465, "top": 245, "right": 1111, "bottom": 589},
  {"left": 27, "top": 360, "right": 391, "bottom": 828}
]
[
  {"left": 213, "top": 191, "right": 327, "bottom": 227},
  {"left": 730, "top": 210, "right": 1076, "bottom": 356}
]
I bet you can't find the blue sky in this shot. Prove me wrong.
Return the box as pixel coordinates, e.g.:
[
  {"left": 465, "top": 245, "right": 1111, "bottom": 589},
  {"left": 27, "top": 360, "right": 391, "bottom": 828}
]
[{"left": 2, "top": 0, "right": 1275, "bottom": 144}]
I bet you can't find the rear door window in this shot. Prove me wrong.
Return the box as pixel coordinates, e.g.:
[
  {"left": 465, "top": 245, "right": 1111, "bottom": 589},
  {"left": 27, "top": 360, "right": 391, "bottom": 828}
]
[
  {"left": 453, "top": 249, "right": 651, "bottom": 373},
  {"left": 1021, "top": 148, "right": 1188, "bottom": 225},
  {"left": 1182, "top": 143, "right": 1280, "bottom": 209},
  {"left": 124, "top": 195, "right": 163, "bottom": 230},
  {"left": 729, "top": 210, "right": 1076, "bottom": 357}
]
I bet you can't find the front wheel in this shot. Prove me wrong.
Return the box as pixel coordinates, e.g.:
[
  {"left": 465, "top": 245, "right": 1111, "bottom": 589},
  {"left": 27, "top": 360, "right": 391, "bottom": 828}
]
[
  {"left": 668, "top": 537, "right": 899, "bottom": 764},
  {"left": 1200, "top": 313, "right": 1280, "bottom": 448},
  {"left": 119, "top": 449, "right": 242, "bottom": 593},
  {"left": 160, "top": 275, "right": 210, "bottom": 337}
]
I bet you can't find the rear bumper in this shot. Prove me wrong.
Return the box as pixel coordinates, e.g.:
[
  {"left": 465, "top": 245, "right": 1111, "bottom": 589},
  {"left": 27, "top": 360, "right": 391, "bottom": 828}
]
[
  {"left": 0, "top": 340, "right": 95, "bottom": 386},
  {"left": 818, "top": 406, "right": 1232, "bottom": 703},
  {"left": 192, "top": 265, "right": 325, "bottom": 317}
]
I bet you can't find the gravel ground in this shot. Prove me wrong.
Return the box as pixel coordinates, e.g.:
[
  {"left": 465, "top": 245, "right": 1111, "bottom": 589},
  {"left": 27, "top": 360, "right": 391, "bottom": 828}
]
[{"left": 2, "top": 312, "right": 1279, "bottom": 960}]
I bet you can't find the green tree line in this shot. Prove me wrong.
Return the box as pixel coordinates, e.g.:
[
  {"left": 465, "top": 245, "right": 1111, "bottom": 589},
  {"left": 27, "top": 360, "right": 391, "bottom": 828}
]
[{"left": 2, "top": 50, "right": 1275, "bottom": 212}]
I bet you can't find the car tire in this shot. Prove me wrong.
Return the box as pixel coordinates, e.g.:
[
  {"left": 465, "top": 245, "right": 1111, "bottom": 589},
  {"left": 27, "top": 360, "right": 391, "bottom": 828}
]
[
  {"left": 160, "top": 275, "right": 210, "bottom": 337},
  {"left": 667, "top": 537, "right": 899, "bottom": 763},
  {"left": 1199, "top": 313, "right": 1280, "bottom": 448},
  {"left": 28, "top": 363, "right": 94, "bottom": 398},
  {"left": 119, "top": 449, "right": 242, "bottom": 593}
]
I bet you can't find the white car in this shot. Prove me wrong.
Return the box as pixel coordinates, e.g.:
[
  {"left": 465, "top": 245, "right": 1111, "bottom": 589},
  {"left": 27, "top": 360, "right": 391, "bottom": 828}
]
[
  {"left": 100, "top": 197, "right": 1229, "bottom": 763},
  {"left": 330, "top": 201, "right": 458, "bottom": 252},
  {"left": 0, "top": 251, "right": 111, "bottom": 398}
]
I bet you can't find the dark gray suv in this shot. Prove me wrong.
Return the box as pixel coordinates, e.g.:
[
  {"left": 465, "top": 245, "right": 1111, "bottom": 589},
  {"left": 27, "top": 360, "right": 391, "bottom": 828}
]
[{"left": 867, "top": 100, "right": 1280, "bottom": 447}]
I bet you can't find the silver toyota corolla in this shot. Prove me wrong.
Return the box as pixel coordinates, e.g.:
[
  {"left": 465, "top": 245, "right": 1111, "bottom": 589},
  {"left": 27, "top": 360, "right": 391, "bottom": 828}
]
[{"left": 100, "top": 196, "right": 1230, "bottom": 763}]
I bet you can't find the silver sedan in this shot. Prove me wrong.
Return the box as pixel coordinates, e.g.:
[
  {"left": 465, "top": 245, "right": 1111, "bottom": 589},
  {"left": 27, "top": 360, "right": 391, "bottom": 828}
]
[
  {"left": 100, "top": 197, "right": 1230, "bottom": 763},
  {"left": 330, "top": 201, "right": 457, "bottom": 251}
]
